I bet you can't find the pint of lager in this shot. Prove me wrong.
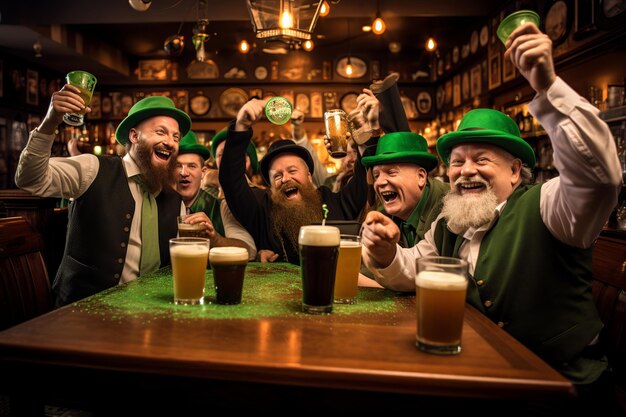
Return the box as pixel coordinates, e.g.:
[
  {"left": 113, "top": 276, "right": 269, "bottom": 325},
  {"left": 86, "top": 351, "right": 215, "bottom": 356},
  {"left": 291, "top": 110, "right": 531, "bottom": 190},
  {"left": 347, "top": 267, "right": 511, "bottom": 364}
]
[
  {"left": 333, "top": 234, "right": 362, "bottom": 304},
  {"left": 415, "top": 256, "right": 468, "bottom": 355},
  {"left": 298, "top": 225, "right": 340, "bottom": 314},
  {"left": 209, "top": 247, "right": 249, "bottom": 305},
  {"left": 169, "top": 237, "right": 210, "bottom": 305}
]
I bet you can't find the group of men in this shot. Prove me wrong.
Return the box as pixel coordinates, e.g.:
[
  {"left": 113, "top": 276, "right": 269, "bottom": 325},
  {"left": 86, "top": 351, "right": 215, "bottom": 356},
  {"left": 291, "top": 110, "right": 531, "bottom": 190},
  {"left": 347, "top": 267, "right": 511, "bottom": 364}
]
[{"left": 14, "top": 23, "right": 622, "bottom": 413}]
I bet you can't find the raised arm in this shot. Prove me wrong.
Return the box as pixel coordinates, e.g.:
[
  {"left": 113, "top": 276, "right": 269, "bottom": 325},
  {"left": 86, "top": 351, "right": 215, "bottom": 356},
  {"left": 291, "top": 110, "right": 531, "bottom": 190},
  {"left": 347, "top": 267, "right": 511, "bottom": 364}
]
[
  {"left": 15, "top": 84, "right": 99, "bottom": 199},
  {"left": 506, "top": 23, "right": 622, "bottom": 248}
]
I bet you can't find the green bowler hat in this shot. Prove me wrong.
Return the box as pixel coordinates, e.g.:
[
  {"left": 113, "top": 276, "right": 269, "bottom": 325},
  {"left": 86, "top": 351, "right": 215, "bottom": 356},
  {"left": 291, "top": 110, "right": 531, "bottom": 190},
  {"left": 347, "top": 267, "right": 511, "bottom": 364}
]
[
  {"left": 437, "top": 109, "right": 536, "bottom": 168},
  {"left": 362, "top": 132, "right": 438, "bottom": 172},
  {"left": 178, "top": 131, "right": 211, "bottom": 160},
  {"left": 210, "top": 129, "right": 259, "bottom": 174},
  {"left": 115, "top": 96, "right": 191, "bottom": 145}
]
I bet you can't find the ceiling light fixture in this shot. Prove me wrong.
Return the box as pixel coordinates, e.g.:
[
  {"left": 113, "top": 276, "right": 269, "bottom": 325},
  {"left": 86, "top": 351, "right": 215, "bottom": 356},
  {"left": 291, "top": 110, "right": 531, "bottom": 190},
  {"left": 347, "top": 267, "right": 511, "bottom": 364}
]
[
  {"left": 246, "top": 0, "right": 324, "bottom": 47},
  {"left": 302, "top": 39, "right": 315, "bottom": 51},
  {"left": 345, "top": 19, "right": 354, "bottom": 77},
  {"left": 192, "top": 0, "right": 210, "bottom": 61},
  {"left": 319, "top": 1, "right": 330, "bottom": 17},
  {"left": 371, "top": 0, "right": 386, "bottom": 35}
]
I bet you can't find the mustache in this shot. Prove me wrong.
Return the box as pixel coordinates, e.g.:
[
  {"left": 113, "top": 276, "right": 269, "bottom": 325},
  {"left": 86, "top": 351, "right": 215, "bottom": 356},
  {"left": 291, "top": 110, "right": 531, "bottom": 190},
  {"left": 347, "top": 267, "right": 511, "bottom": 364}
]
[
  {"left": 278, "top": 179, "right": 301, "bottom": 193},
  {"left": 453, "top": 175, "right": 489, "bottom": 191}
]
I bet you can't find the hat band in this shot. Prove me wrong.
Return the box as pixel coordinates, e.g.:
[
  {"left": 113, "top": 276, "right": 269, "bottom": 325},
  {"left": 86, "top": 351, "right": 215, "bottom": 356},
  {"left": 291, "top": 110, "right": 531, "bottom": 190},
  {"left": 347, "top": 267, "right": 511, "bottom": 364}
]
[{"left": 461, "top": 127, "right": 490, "bottom": 132}]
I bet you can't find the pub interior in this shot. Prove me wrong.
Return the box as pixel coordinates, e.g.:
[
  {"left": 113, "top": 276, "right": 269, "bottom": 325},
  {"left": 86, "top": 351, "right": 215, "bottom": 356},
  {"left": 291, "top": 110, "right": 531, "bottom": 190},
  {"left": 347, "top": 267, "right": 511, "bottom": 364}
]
[{"left": 0, "top": 0, "right": 625, "bottom": 415}]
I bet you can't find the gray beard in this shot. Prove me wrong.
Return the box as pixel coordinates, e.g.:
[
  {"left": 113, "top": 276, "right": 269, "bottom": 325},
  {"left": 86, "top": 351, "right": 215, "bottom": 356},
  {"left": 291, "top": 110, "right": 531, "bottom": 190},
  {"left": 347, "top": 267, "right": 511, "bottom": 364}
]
[{"left": 440, "top": 188, "right": 498, "bottom": 234}]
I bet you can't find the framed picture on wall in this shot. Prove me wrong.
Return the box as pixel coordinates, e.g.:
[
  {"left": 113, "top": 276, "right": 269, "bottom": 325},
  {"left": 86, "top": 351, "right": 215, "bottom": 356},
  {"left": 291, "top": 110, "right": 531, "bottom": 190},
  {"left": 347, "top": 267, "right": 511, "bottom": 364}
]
[
  {"left": 502, "top": 55, "right": 516, "bottom": 82},
  {"left": 596, "top": 0, "right": 626, "bottom": 30},
  {"left": 574, "top": 0, "right": 598, "bottom": 39},
  {"left": 544, "top": 0, "right": 572, "bottom": 46},
  {"left": 26, "top": 69, "right": 38, "bottom": 106},
  {"left": 310, "top": 91, "right": 323, "bottom": 118},
  {"left": 470, "top": 64, "right": 482, "bottom": 97},
  {"left": 488, "top": 51, "right": 501, "bottom": 90}
]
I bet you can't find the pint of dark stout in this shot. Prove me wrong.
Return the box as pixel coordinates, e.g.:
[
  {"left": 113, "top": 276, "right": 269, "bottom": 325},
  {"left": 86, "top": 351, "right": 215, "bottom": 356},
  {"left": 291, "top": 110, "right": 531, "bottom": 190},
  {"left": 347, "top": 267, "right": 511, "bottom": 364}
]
[
  {"left": 209, "top": 247, "right": 248, "bottom": 305},
  {"left": 298, "top": 225, "right": 341, "bottom": 314}
]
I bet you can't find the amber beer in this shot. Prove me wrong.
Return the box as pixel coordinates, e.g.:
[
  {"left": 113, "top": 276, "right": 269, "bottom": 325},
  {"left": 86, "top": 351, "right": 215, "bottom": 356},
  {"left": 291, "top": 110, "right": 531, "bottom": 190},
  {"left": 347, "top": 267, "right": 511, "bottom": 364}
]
[
  {"left": 415, "top": 256, "right": 468, "bottom": 355},
  {"left": 169, "top": 238, "right": 210, "bottom": 305},
  {"left": 324, "top": 109, "right": 349, "bottom": 158},
  {"left": 298, "top": 225, "right": 340, "bottom": 314},
  {"left": 209, "top": 247, "right": 248, "bottom": 305},
  {"left": 177, "top": 215, "right": 205, "bottom": 238},
  {"left": 333, "top": 235, "right": 362, "bottom": 304}
]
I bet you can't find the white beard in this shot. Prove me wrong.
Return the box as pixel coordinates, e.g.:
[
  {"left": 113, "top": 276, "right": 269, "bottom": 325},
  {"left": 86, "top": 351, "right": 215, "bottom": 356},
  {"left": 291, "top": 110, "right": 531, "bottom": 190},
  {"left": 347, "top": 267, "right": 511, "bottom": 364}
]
[{"left": 440, "top": 180, "right": 498, "bottom": 234}]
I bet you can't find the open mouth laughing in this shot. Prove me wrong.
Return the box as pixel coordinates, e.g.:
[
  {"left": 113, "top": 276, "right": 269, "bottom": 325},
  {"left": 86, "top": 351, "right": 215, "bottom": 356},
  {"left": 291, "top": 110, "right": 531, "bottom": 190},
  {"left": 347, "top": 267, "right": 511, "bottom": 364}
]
[
  {"left": 456, "top": 179, "right": 488, "bottom": 194},
  {"left": 380, "top": 190, "right": 398, "bottom": 203}
]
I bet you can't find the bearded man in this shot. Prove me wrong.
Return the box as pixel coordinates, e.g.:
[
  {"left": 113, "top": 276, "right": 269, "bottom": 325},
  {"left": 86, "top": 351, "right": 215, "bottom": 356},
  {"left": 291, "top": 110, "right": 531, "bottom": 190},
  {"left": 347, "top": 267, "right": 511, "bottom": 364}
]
[
  {"left": 218, "top": 98, "right": 375, "bottom": 264},
  {"left": 360, "top": 23, "right": 622, "bottom": 412},
  {"left": 16, "top": 90, "right": 190, "bottom": 306}
]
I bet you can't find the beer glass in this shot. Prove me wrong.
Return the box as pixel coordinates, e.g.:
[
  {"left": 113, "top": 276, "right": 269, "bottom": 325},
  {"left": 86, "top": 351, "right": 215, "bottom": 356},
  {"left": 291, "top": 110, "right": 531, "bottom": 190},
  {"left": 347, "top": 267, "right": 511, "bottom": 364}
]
[
  {"left": 496, "top": 10, "right": 540, "bottom": 44},
  {"left": 209, "top": 247, "right": 248, "bottom": 305},
  {"left": 324, "top": 109, "right": 349, "bottom": 158},
  {"left": 298, "top": 225, "right": 341, "bottom": 314},
  {"left": 177, "top": 215, "right": 205, "bottom": 238},
  {"left": 415, "top": 256, "right": 468, "bottom": 355},
  {"left": 333, "top": 234, "right": 362, "bottom": 304},
  {"left": 169, "top": 237, "right": 210, "bottom": 305},
  {"left": 63, "top": 70, "right": 97, "bottom": 126}
]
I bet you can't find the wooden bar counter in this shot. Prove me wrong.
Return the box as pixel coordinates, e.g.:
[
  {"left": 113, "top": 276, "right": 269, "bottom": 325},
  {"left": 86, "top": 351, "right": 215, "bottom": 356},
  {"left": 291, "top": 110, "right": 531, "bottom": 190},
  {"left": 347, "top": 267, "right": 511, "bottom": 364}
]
[{"left": 0, "top": 263, "right": 573, "bottom": 413}]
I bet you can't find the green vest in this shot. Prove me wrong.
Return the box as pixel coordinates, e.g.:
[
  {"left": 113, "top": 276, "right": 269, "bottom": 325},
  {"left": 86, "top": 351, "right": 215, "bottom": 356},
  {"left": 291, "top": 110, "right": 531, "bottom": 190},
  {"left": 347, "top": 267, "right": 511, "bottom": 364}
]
[
  {"left": 434, "top": 185, "right": 605, "bottom": 384},
  {"left": 388, "top": 178, "right": 448, "bottom": 248},
  {"left": 189, "top": 189, "right": 225, "bottom": 237}
]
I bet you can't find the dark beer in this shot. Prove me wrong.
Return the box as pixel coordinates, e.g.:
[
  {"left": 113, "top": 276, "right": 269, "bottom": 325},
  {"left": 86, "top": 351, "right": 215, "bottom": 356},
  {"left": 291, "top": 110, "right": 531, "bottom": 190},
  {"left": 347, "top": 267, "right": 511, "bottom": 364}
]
[
  {"left": 209, "top": 247, "right": 248, "bottom": 305},
  {"left": 298, "top": 225, "right": 340, "bottom": 314}
]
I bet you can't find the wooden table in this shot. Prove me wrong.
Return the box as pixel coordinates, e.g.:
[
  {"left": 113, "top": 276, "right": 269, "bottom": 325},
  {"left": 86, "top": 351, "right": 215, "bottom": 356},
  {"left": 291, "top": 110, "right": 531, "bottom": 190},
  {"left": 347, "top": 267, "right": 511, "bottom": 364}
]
[{"left": 0, "top": 263, "right": 573, "bottom": 413}]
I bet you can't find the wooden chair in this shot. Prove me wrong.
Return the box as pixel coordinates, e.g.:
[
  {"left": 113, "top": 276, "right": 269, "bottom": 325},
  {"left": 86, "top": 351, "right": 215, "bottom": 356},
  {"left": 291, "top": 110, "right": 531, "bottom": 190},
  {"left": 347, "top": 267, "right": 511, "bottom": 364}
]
[
  {"left": 591, "top": 234, "right": 626, "bottom": 412},
  {"left": 0, "top": 216, "right": 52, "bottom": 330}
]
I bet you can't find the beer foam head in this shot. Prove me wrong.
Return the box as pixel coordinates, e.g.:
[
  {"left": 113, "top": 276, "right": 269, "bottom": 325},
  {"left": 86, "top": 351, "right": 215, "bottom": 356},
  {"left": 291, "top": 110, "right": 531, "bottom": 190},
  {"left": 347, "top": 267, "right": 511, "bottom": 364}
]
[
  {"left": 170, "top": 244, "right": 209, "bottom": 257},
  {"left": 298, "top": 225, "right": 340, "bottom": 246},
  {"left": 178, "top": 223, "right": 204, "bottom": 230},
  {"left": 340, "top": 235, "right": 361, "bottom": 248},
  {"left": 209, "top": 246, "right": 248, "bottom": 263},
  {"left": 416, "top": 271, "right": 467, "bottom": 291}
]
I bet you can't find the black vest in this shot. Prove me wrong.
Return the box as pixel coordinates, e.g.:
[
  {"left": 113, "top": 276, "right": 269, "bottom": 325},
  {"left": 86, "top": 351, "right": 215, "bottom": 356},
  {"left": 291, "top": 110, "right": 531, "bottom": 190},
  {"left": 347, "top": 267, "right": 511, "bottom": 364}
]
[{"left": 53, "top": 156, "right": 181, "bottom": 307}]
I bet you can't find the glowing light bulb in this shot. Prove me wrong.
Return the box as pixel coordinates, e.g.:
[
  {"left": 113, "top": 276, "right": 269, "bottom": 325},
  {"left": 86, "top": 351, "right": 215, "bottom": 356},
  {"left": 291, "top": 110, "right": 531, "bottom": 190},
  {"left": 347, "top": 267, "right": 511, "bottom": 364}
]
[
  {"left": 239, "top": 40, "right": 250, "bottom": 53},
  {"left": 280, "top": 11, "right": 293, "bottom": 28},
  {"left": 426, "top": 37, "right": 437, "bottom": 52},
  {"left": 372, "top": 17, "right": 386, "bottom": 35},
  {"left": 303, "top": 40, "right": 314, "bottom": 52},
  {"left": 319, "top": 1, "right": 330, "bottom": 17},
  {"left": 93, "top": 145, "right": 103, "bottom": 155},
  {"left": 346, "top": 63, "right": 353, "bottom": 76}
]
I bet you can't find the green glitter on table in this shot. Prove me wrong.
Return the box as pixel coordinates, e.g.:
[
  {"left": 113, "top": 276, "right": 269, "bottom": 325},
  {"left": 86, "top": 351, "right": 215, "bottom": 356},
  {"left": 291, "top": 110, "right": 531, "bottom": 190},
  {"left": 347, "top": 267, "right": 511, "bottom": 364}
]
[{"left": 75, "top": 262, "right": 406, "bottom": 321}]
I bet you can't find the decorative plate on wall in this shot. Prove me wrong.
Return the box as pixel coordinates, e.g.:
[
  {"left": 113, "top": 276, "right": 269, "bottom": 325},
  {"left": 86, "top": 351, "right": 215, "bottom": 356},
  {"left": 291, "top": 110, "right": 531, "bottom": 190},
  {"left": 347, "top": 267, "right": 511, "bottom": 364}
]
[
  {"left": 340, "top": 92, "right": 359, "bottom": 114},
  {"left": 254, "top": 66, "right": 268, "bottom": 80},
  {"left": 470, "top": 30, "right": 479, "bottom": 54},
  {"left": 190, "top": 93, "right": 211, "bottom": 117},
  {"left": 335, "top": 57, "right": 367, "bottom": 79},
  {"left": 219, "top": 88, "right": 248, "bottom": 118},
  {"left": 480, "top": 25, "right": 489, "bottom": 46}
]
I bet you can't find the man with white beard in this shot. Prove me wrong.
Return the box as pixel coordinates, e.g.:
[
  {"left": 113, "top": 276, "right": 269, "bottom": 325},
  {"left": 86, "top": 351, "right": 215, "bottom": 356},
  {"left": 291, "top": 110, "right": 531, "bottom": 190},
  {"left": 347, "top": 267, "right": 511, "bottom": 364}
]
[
  {"left": 16, "top": 90, "right": 190, "bottom": 306},
  {"left": 361, "top": 23, "right": 622, "bottom": 413}
]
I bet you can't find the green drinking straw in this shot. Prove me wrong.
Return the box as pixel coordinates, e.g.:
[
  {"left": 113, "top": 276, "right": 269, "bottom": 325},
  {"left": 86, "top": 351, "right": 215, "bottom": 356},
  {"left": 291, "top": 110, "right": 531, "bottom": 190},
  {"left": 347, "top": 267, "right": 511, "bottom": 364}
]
[{"left": 322, "top": 204, "right": 329, "bottom": 226}]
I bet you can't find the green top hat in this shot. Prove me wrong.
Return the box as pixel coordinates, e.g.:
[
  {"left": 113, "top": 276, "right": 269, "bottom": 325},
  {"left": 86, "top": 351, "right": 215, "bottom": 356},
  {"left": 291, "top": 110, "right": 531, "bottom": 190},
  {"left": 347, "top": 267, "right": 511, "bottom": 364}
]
[
  {"left": 178, "top": 130, "right": 211, "bottom": 160},
  {"left": 115, "top": 96, "right": 191, "bottom": 145},
  {"left": 361, "top": 132, "right": 438, "bottom": 172},
  {"left": 210, "top": 129, "right": 259, "bottom": 174},
  {"left": 436, "top": 109, "right": 536, "bottom": 168}
]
